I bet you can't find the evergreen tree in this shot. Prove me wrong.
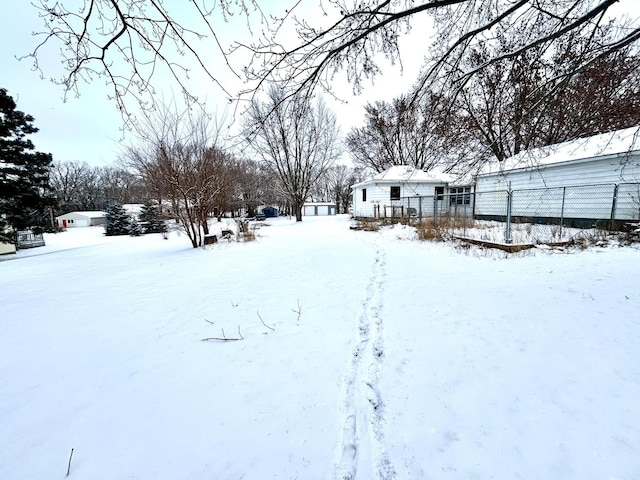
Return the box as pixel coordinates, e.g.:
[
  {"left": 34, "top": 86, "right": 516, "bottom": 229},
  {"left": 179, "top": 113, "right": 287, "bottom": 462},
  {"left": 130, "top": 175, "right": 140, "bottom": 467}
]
[
  {"left": 128, "top": 218, "right": 143, "bottom": 237},
  {"left": 104, "top": 203, "right": 132, "bottom": 236},
  {"left": 138, "top": 201, "right": 166, "bottom": 234},
  {"left": 0, "top": 88, "right": 54, "bottom": 244}
]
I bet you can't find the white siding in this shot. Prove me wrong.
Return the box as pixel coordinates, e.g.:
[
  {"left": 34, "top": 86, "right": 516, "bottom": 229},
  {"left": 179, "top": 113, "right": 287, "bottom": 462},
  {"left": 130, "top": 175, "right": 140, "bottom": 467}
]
[
  {"left": 475, "top": 153, "right": 640, "bottom": 221},
  {"left": 477, "top": 154, "right": 640, "bottom": 191},
  {"left": 352, "top": 182, "right": 444, "bottom": 218}
]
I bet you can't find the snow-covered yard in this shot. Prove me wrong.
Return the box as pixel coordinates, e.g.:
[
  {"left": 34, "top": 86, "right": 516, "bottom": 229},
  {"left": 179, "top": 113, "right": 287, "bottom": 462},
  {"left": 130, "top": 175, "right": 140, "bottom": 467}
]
[{"left": 1, "top": 215, "right": 639, "bottom": 480}]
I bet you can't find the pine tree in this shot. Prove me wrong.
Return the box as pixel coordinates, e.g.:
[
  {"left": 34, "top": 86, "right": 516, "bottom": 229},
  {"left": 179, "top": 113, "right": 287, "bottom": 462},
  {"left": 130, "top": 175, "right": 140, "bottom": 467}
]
[
  {"left": 0, "top": 88, "right": 54, "bottom": 244},
  {"left": 104, "top": 203, "right": 132, "bottom": 236},
  {"left": 138, "top": 201, "right": 167, "bottom": 234},
  {"left": 128, "top": 218, "right": 143, "bottom": 237}
]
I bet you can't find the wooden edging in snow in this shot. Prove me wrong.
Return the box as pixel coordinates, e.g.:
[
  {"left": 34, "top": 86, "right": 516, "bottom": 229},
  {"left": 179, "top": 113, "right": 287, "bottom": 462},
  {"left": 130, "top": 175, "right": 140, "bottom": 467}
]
[
  {"left": 452, "top": 236, "right": 535, "bottom": 253},
  {"left": 453, "top": 236, "right": 575, "bottom": 252}
]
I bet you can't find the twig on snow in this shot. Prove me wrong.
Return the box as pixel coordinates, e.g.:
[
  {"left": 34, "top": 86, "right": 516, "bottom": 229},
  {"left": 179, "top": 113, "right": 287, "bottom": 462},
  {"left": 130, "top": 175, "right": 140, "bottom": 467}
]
[
  {"left": 202, "top": 327, "right": 243, "bottom": 341},
  {"left": 204, "top": 318, "right": 215, "bottom": 325},
  {"left": 257, "top": 310, "right": 275, "bottom": 331},
  {"left": 292, "top": 299, "right": 302, "bottom": 323},
  {"left": 66, "top": 448, "right": 74, "bottom": 477}
]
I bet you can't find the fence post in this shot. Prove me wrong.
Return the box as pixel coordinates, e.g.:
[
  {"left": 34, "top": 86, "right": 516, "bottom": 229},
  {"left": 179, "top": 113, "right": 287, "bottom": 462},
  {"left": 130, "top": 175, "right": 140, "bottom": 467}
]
[
  {"left": 433, "top": 196, "right": 438, "bottom": 226},
  {"left": 610, "top": 184, "right": 619, "bottom": 230},
  {"left": 505, "top": 183, "right": 512, "bottom": 244},
  {"left": 418, "top": 196, "right": 423, "bottom": 221},
  {"left": 559, "top": 186, "right": 566, "bottom": 240}
]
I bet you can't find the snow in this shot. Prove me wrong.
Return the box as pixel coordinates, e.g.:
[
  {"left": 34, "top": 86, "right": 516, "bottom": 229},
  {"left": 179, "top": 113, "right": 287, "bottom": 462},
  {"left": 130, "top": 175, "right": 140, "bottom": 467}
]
[
  {"left": 1, "top": 216, "right": 640, "bottom": 480},
  {"left": 481, "top": 126, "right": 640, "bottom": 174},
  {"left": 352, "top": 165, "right": 456, "bottom": 188}
]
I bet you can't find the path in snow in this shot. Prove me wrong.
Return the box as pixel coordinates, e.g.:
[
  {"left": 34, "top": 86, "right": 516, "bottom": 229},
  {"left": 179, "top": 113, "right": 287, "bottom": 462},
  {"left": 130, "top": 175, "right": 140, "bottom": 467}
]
[{"left": 333, "top": 239, "right": 397, "bottom": 480}]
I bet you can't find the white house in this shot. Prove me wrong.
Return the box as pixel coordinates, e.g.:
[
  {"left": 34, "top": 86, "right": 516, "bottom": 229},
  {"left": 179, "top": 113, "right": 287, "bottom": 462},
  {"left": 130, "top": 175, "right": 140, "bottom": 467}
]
[
  {"left": 351, "top": 165, "right": 470, "bottom": 219},
  {"left": 56, "top": 211, "right": 106, "bottom": 228},
  {"left": 303, "top": 202, "right": 337, "bottom": 216},
  {"left": 474, "top": 127, "right": 640, "bottom": 224}
]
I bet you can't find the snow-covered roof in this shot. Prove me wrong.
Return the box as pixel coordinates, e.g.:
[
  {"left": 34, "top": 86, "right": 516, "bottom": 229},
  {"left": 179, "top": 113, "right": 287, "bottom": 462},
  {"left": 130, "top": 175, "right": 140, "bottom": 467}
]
[
  {"left": 55, "top": 211, "right": 106, "bottom": 219},
  {"left": 479, "top": 127, "right": 640, "bottom": 176},
  {"left": 123, "top": 204, "right": 144, "bottom": 216},
  {"left": 352, "top": 165, "right": 456, "bottom": 188}
]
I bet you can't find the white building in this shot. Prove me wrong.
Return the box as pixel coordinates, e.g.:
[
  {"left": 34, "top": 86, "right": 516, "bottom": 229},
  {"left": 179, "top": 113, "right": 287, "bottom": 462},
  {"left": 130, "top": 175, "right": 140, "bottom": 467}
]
[
  {"left": 474, "top": 127, "right": 640, "bottom": 224},
  {"left": 351, "top": 165, "right": 470, "bottom": 219},
  {"left": 56, "top": 211, "right": 106, "bottom": 228},
  {"left": 302, "top": 202, "right": 337, "bottom": 216}
]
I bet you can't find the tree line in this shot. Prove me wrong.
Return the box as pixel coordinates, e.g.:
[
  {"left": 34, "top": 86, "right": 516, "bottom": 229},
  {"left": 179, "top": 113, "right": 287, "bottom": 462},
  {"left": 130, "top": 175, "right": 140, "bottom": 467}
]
[
  {"left": 1, "top": 86, "right": 358, "bottom": 248},
  {"left": 3, "top": 1, "right": 640, "bottom": 247}
]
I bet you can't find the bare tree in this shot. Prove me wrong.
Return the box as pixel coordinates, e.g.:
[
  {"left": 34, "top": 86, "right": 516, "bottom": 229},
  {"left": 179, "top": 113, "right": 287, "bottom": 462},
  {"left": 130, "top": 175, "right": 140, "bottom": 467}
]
[
  {"left": 50, "top": 161, "right": 94, "bottom": 213},
  {"left": 50, "top": 161, "right": 149, "bottom": 213},
  {"left": 346, "top": 95, "right": 447, "bottom": 173},
  {"left": 126, "top": 106, "right": 236, "bottom": 248},
  {"left": 245, "top": 1, "right": 640, "bottom": 110},
  {"left": 26, "top": 1, "right": 639, "bottom": 125},
  {"left": 311, "top": 165, "right": 365, "bottom": 214},
  {"left": 23, "top": 0, "right": 264, "bottom": 123},
  {"left": 244, "top": 88, "right": 342, "bottom": 221},
  {"left": 98, "top": 166, "right": 147, "bottom": 205},
  {"left": 435, "top": 19, "right": 640, "bottom": 162}
]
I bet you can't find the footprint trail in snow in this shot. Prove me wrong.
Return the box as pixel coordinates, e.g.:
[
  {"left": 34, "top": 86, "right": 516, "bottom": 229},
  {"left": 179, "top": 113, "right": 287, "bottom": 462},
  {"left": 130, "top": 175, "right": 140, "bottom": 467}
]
[{"left": 333, "top": 241, "right": 396, "bottom": 480}]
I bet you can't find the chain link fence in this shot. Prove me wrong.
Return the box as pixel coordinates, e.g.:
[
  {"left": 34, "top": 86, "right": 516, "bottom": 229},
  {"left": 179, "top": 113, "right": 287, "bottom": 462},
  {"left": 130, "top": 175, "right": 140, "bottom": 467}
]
[{"left": 380, "top": 183, "right": 640, "bottom": 244}]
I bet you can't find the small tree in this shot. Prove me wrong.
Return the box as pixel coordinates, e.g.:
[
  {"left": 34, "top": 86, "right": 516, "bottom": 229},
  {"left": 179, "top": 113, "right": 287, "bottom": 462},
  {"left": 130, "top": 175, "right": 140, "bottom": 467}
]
[
  {"left": 104, "top": 203, "right": 132, "bottom": 236},
  {"left": 138, "top": 201, "right": 166, "bottom": 234},
  {"left": 128, "top": 218, "right": 143, "bottom": 236}
]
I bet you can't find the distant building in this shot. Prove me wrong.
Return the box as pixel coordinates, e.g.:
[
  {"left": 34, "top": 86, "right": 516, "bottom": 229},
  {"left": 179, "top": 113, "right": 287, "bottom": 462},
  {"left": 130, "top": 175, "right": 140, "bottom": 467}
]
[
  {"left": 302, "top": 202, "right": 337, "bottom": 216},
  {"left": 56, "top": 211, "right": 106, "bottom": 228},
  {"left": 261, "top": 206, "right": 279, "bottom": 218}
]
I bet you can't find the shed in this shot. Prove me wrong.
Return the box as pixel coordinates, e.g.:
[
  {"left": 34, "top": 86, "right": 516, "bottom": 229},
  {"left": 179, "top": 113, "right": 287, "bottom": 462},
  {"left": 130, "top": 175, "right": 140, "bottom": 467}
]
[
  {"left": 303, "top": 202, "right": 337, "bottom": 216},
  {"left": 351, "top": 165, "right": 468, "bottom": 219},
  {"left": 474, "top": 127, "right": 640, "bottom": 225},
  {"left": 261, "top": 206, "right": 279, "bottom": 218},
  {"left": 56, "top": 211, "right": 106, "bottom": 228}
]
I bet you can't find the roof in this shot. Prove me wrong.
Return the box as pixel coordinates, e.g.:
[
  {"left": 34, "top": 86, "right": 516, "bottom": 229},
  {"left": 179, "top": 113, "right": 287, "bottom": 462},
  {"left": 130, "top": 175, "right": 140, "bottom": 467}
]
[
  {"left": 479, "top": 127, "right": 640, "bottom": 176},
  {"left": 55, "top": 211, "right": 106, "bottom": 219},
  {"left": 352, "top": 165, "right": 456, "bottom": 188}
]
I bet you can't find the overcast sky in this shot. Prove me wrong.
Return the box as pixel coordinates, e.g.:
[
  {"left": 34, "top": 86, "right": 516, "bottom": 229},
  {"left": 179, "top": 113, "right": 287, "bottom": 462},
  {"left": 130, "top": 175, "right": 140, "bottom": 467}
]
[
  {"left": 0, "top": 2, "right": 425, "bottom": 168},
  {"left": 2, "top": 2, "right": 636, "bottom": 168}
]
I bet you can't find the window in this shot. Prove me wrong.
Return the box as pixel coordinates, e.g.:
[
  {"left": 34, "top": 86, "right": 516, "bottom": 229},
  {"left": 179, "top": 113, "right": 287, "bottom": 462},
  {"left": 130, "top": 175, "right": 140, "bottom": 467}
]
[
  {"left": 362, "top": 188, "right": 367, "bottom": 202},
  {"left": 449, "top": 187, "right": 472, "bottom": 205},
  {"left": 435, "top": 186, "right": 444, "bottom": 201},
  {"left": 390, "top": 186, "right": 401, "bottom": 200}
]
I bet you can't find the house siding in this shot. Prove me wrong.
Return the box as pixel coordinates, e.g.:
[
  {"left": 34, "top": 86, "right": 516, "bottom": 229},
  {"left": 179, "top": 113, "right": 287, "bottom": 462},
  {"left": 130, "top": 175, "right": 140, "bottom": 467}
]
[
  {"left": 352, "top": 182, "right": 445, "bottom": 218},
  {"left": 475, "top": 153, "right": 640, "bottom": 221}
]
